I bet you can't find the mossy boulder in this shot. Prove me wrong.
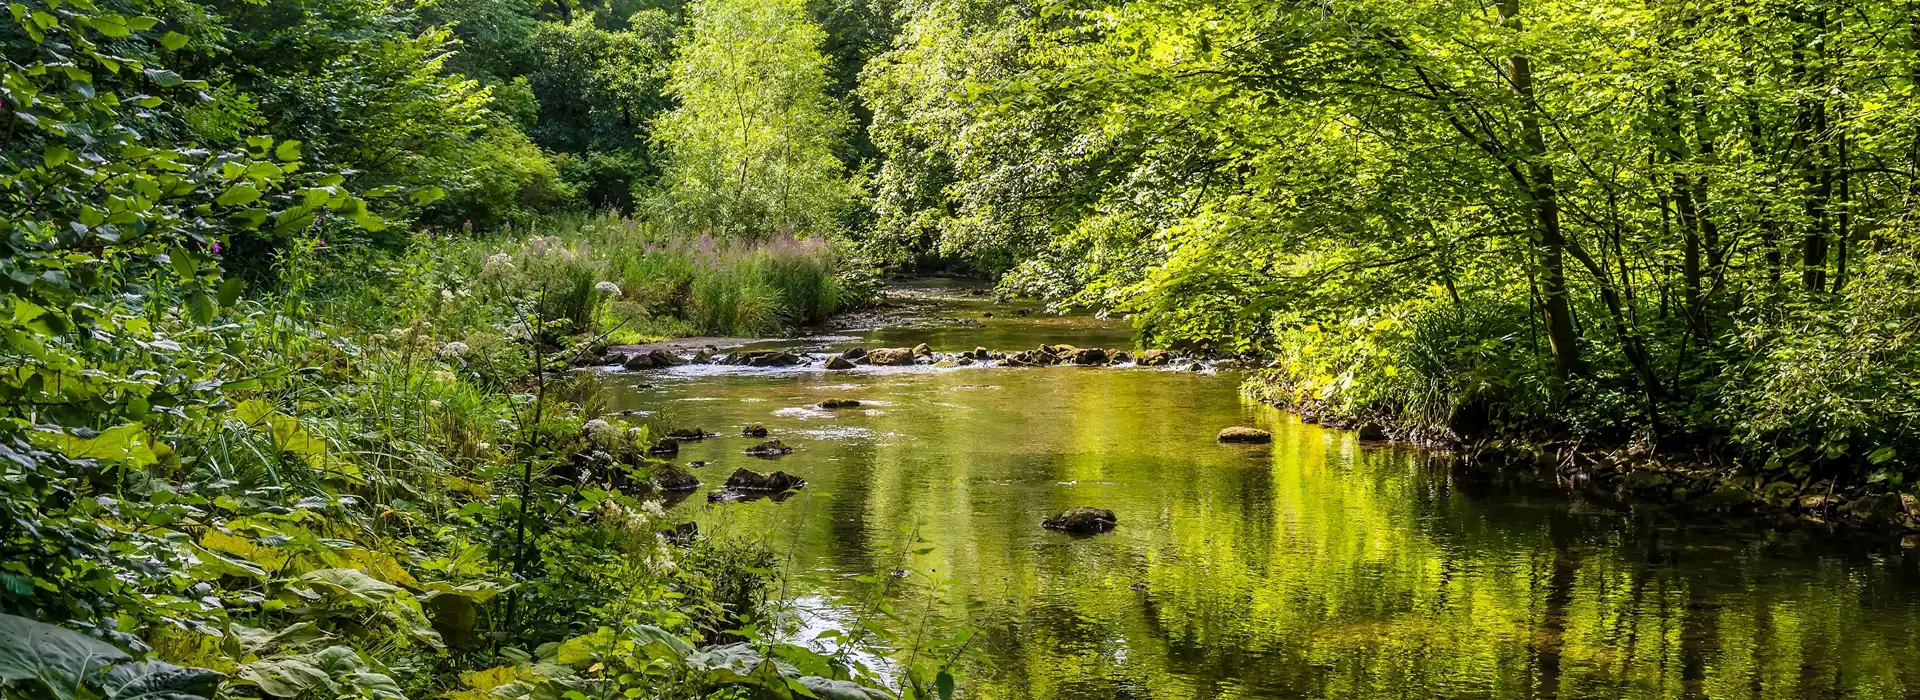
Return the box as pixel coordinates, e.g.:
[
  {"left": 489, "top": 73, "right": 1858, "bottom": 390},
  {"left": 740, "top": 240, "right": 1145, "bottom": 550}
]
[
  {"left": 1042, "top": 507, "right": 1117, "bottom": 534},
  {"left": 1217, "top": 427, "right": 1272, "bottom": 443}
]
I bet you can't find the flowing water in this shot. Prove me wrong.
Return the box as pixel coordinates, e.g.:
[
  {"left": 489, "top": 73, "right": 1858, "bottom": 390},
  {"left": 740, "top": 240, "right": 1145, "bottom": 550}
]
[{"left": 606, "top": 279, "right": 1920, "bottom": 700}]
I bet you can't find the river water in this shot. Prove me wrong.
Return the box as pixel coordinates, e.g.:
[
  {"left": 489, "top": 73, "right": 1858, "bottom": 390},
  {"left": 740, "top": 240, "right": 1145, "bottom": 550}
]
[{"left": 606, "top": 279, "right": 1920, "bottom": 699}]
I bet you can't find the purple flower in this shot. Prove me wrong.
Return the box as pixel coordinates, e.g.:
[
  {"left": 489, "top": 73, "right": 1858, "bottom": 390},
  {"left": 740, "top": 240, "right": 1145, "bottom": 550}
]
[{"left": 210, "top": 241, "right": 222, "bottom": 254}]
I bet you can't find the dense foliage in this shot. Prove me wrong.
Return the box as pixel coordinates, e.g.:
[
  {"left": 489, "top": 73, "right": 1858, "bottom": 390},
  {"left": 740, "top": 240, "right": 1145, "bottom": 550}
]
[
  {"left": 0, "top": 0, "right": 916, "bottom": 697},
  {"left": 859, "top": 0, "right": 1920, "bottom": 485}
]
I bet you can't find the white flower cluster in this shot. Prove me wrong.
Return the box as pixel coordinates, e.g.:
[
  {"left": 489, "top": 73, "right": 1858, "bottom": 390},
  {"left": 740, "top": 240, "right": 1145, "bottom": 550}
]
[
  {"left": 438, "top": 341, "right": 469, "bottom": 358},
  {"left": 595, "top": 281, "right": 622, "bottom": 297},
  {"left": 481, "top": 253, "right": 516, "bottom": 280},
  {"left": 584, "top": 419, "right": 618, "bottom": 443}
]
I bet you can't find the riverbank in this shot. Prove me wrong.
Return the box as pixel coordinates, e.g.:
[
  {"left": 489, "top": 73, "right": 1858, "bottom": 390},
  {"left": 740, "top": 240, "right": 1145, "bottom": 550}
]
[{"left": 1241, "top": 368, "right": 1920, "bottom": 537}]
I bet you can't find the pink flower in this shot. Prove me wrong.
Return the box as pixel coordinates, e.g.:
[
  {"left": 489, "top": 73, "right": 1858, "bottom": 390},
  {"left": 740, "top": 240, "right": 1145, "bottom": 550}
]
[{"left": 210, "top": 241, "right": 222, "bottom": 254}]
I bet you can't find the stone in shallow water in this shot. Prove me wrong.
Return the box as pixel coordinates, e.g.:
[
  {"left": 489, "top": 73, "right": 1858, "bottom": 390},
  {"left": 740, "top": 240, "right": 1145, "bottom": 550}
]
[
  {"left": 824, "top": 356, "right": 855, "bottom": 370},
  {"left": 868, "top": 347, "right": 916, "bottom": 366},
  {"left": 741, "top": 423, "right": 768, "bottom": 438},
  {"left": 652, "top": 464, "right": 700, "bottom": 492},
  {"left": 1217, "top": 426, "right": 1272, "bottom": 443},
  {"left": 744, "top": 439, "right": 794, "bottom": 455},
  {"left": 817, "top": 398, "right": 861, "bottom": 409},
  {"left": 722, "top": 467, "right": 807, "bottom": 492},
  {"left": 1043, "top": 506, "right": 1117, "bottom": 534}
]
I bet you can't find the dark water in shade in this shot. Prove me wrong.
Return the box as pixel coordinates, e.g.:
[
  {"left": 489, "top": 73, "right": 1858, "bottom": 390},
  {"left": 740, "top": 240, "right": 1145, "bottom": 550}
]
[{"left": 605, "top": 279, "right": 1920, "bottom": 700}]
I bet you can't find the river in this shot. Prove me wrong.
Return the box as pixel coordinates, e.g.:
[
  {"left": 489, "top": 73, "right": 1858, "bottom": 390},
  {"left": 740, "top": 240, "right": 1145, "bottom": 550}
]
[{"left": 606, "top": 278, "right": 1920, "bottom": 699}]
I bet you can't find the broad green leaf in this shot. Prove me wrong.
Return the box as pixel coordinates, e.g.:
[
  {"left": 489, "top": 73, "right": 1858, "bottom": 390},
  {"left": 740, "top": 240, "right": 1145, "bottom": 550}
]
[
  {"left": 0, "top": 613, "right": 131, "bottom": 700},
  {"left": 300, "top": 568, "right": 401, "bottom": 605},
  {"left": 214, "top": 184, "right": 260, "bottom": 207},
  {"left": 101, "top": 660, "right": 221, "bottom": 700}
]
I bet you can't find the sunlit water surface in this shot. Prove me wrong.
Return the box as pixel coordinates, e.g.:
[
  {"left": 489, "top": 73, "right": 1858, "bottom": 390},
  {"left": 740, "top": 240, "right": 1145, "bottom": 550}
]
[{"left": 605, "top": 279, "right": 1920, "bottom": 700}]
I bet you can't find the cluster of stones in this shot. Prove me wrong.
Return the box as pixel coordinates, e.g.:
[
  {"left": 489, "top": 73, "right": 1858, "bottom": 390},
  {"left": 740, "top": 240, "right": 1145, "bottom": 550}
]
[{"left": 588, "top": 342, "right": 1250, "bottom": 372}]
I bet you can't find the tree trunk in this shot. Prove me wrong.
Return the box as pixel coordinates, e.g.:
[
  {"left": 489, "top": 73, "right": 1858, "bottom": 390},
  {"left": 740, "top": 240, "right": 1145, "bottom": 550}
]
[{"left": 1503, "top": 0, "right": 1580, "bottom": 378}]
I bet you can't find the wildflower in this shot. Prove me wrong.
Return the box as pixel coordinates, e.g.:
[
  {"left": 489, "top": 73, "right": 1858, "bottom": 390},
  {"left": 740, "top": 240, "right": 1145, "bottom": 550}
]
[
  {"left": 442, "top": 289, "right": 456, "bottom": 302},
  {"left": 584, "top": 419, "right": 617, "bottom": 443},
  {"left": 476, "top": 441, "right": 491, "bottom": 452},
  {"left": 640, "top": 500, "right": 666, "bottom": 518},
  {"left": 438, "top": 341, "right": 469, "bottom": 358},
  {"left": 428, "top": 399, "right": 443, "bottom": 409},
  {"left": 595, "top": 281, "right": 622, "bottom": 297},
  {"left": 210, "top": 241, "right": 223, "bottom": 254}
]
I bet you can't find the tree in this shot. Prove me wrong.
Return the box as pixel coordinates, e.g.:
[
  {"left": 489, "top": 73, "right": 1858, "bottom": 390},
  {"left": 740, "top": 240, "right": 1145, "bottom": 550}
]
[{"left": 652, "top": 0, "right": 856, "bottom": 238}]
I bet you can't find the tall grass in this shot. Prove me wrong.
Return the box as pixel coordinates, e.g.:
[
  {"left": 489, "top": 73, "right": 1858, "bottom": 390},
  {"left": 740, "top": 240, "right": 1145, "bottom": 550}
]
[{"left": 573, "top": 214, "right": 847, "bottom": 338}]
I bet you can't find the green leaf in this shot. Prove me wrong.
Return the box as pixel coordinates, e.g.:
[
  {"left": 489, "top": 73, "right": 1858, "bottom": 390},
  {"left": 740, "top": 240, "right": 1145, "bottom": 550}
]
[
  {"left": 142, "top": 68, "right": 183, "bottom": 87},
  {"left": 188, "top": 290, "right": 215, "bottom": 324},
  {"left": 300, "top": 569, "right": 401, "bottom": 605},
  {"left": 935, "top": 669, "right": 954, "bottom": 700},
  {"left": 102, "top": 660, "right": 220, "bottom": 700},
  {"left": 274, "top": 140, "right": 302, "bottom": 162},
  {"left": 216, "top": 277, "right": 245, "bottom": 307},
  {"left": 0, "top": 614, "right": 131, "bottom": 700},
  {"left": 214, "top": 185, "right": 261, "bottom": 207},
  {"left": 158, "top": 31, "right": 188, "bottom": 50}
]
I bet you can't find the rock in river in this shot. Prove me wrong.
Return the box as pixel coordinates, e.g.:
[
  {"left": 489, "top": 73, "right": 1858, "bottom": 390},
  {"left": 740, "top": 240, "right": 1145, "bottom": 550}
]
[
  {"left": 1356, "top": 423, "right": 1387, "bottom": 441},
  {"left": 1042, "top": 507, "right": 1117, "bottom": 534},
  {"left": 741, "top": 423, "right": 769, "bottom": 438},
  {"left": 652, "top": 464, "right": 701, "bottom": 492},
  {"left": 825, "top": 356, "right": 856, "bottom": 370},
  {"left": 912, "top": 343, "right": 933, "bottom": 358},
  {"left": 745, "top": 439, "right": 794, "bottom": 455},
  {"left": 817, "top": 398, "right": 861, "bottom": 409},
  {"left": 868, "top": 347, "right": 916, "bottom": 366},
  {"left": 722, "top": 467, "right": 807, "bottom": 493},
  {"left": 1217, "top": 426, "right": 1272, "bottom": 443},
  {"left": 1135, "top": 349, "right": 1170, "bottom": 367}
]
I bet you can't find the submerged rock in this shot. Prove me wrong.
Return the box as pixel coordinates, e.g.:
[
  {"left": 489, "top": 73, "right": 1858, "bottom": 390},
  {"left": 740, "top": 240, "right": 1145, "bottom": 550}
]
[
  {"left": 1042, "top": 507, "right": 1117, "bottom": 534},
  {"left": 1217, "top": 427, "right": 1272, "bottom": 444},
  {"left": 647, "top": 438, "right": 681, "bottom": 455},
  {"left": 722, "top": 467, "right": 807, "bottom": 493},
  {"left": 623, "top": 353, "right": 657, "bottom": 370},
  {"left": 817, "top": 398, "right": 861, "bottom": 409},
  {"left": 744, "top": 439, "right": 794, "bottom": 456},
  {"left": 741, "top": 424, "right": 769, "bottom": 438},
  {"left": 825, "top": 356, "right": 855, "bottom": 370}
]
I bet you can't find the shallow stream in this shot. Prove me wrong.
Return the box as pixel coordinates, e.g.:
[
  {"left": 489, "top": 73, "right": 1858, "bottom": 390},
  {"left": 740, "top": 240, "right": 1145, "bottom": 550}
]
[{"left": 606, "top": 279, "right": 1920, "bottom": 699}]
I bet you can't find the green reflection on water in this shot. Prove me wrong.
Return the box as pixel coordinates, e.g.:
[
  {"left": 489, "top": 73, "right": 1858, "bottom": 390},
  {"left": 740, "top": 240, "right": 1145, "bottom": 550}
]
[{"left": 605, "top": 287, "right": 1920, "bottom": 699}]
